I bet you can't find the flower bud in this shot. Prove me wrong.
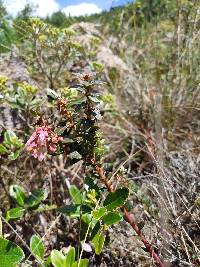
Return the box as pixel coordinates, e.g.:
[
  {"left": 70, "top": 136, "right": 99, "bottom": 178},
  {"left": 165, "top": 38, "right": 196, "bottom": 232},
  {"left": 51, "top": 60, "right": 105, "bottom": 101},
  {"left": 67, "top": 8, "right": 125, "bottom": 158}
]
[
  {"left": 52, "top": 136, "right": 58, "bottom": 143},
  {"left": 58, "top": 136, "right": 64, "bottom": 142},
  {"left": 49, "top": 143, "right": 57, "bottom": 153}
]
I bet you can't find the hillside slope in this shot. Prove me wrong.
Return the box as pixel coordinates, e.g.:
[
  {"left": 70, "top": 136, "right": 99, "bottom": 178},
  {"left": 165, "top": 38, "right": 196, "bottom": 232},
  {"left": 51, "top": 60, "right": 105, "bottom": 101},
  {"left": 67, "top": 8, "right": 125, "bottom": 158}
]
[{"left": 0, "top": 1, "right": 200, "bottom": 266}]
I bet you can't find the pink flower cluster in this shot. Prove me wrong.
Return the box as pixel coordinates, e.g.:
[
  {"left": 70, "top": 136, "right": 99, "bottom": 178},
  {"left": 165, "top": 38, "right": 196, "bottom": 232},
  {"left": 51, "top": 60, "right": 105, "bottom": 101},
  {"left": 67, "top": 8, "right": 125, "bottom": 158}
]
[{"left": 26, "top": 125, "right": 63, "bottom": 161}]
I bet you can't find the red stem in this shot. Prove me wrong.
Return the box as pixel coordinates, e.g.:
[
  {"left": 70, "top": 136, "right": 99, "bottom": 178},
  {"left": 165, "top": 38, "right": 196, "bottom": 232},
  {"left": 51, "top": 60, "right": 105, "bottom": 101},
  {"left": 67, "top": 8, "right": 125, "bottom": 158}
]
[
  {"left": 92, "top": 160, "right": 165, "bottom": 267},
  {"left": 123, "top": 208, "right": 165, "bottom": 267}
]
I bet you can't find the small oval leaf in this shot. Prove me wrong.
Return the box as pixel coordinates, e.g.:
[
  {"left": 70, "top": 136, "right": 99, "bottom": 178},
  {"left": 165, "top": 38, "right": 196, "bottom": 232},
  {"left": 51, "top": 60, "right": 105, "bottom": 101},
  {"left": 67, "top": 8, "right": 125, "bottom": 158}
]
[
  {"left": 30, "top": 234, "right": 45, "bottom": 260},
  {"left": 92, "top": 230, "right": 105, "bottom": 255},
  {"left": 69, "top": 186, "right": 82, "bottom": 205},
  {"left": 51, "top": 250, "right": 65, "bottom": 267},
  {"left": 0, "top": 237, "right": 24, "bottom": 267},
  {"left": 25, "top": 189, "right": 45, "bottom": 208},
  {"left": 10, "top": 185, "right": 27, "bottom": 206},
  {"left": 6, "top": 207, "right": 25, "bottom": 221},
  {"left": 65, "top": 246, "right": 75, "bottom": 267},
  {"left": 102, "top": 212, "right": 122, "bottom": 226},
  {"left": 103, "top": 187, "right": 129, "bottom": 211},
  {"left": 92, "top": 207, "right": 107, "bottom": 220}
]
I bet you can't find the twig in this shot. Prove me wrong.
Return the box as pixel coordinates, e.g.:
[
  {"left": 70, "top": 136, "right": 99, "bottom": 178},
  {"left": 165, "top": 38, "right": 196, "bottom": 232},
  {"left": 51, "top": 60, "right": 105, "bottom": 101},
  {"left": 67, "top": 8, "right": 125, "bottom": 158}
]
[{"left": 92, "top": 160, "right": 165, "bottom": 267}]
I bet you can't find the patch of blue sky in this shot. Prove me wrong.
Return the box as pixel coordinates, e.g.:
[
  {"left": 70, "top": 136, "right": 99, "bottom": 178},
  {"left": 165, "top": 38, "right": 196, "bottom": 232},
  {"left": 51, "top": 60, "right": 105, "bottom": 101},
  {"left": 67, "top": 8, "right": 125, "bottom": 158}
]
[{"left": 58, "top": 0, "right": 131, "bottom": 10}]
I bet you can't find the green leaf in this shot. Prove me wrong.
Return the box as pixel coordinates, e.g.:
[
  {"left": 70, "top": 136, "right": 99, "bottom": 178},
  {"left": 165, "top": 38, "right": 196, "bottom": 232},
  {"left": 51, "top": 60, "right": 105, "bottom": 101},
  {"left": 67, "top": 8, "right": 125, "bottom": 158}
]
[
  {"left": 17, "top": 87, "right": 27, "bottom": 98},
  {"left": 4, "top": 130, "right": 16, "bottom": 145},
  {"left": 72, "top": 259, "right": 89, "bottom": 267},
  {"left": 80, "top": 221, "right": 89, "bottom": 241},
  {"left": 92, "top": 230, "right": 105, "bottom": 255},
  {"left": 0, "top": 217, "right": 2, "bottom": 237},
  {"left": 91, "top": 221, "right": 101, "bottom": 240},
  {"left": 92, "top": 207, "right": 107, "bottom": 220},
  {"left": 82, "top": 213, "right": 92, "bottom": 225},
  {"left": 82, "top": 205, "right": 93, "bottom": 214},
  {"left": 46, "top": 88, "right": 58, "bottom": 100},
  {"left": 58, "top": 204, "right": 80, "bottom": 217},
  {"left": 51, "top": 250, "right": 65, "bottom": 267},
  {"left": 9, "top": 185, "right": 27, "bottom": 206},
  {"left": 6, "top": 207, "right": 25, "bottom": 221},
  {"left": 88, "top": 96, "right": 100, "bottom": 103},
  {"left": 0, "top": 237, "right": 24, "bottom": 267},
  {"left": 69, "top": 186, "right": 82, "bottom": 205},
  {"left": 69, "top": 97, "right": 86, "bottom": 106},
  {"left": 102, "top": 212, "right": 122, "bottom": 226},
  {"left": 9, "top": 150, "right": 21, "bottom": 160},
  {"left": 30, "top": 98, "right": 44, "bottom": 109},
  {"left": 103, "top": 187, "right": 129, "bottom": 211},
  {"left": 79, "top": 259, "right": 89, "bottom": 267},
  {"left": 0, "top": 144, "right": 7, "bottom": 154},
  {"left": 85, "top": 177, "right": 100, "bottom": 198},
  {"left": 25, "top": 189, "right": 45, "bottom": 208},
  {"left": 45, "top": 255, "right": 51, "bottom": 266},
  {"left": 85, "top": 177, "right": 95, "bottom": 190},
  {"left": 65, "top": 246, "right": 75, "bottom": 267},
  {"left": 30, "top": 234, "right": 45, "bottom": 260}
]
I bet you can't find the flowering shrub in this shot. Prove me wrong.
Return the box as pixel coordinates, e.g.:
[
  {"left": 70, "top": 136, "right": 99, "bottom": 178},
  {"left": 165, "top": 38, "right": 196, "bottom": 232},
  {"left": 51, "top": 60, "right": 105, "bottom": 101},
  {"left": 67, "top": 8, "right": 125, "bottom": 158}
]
[
  {"left": 0, "top": 71, "right": 164, "bottom": 266},
  {"left": 0, "top": 18, "right": 165, "bottom": 267}
]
